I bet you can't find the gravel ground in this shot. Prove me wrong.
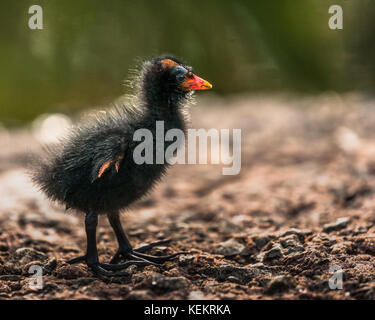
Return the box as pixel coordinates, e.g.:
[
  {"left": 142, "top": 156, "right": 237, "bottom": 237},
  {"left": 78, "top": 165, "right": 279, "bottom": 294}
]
[{"left": 1, "top": 93, "right": 375, "bottom": 300}]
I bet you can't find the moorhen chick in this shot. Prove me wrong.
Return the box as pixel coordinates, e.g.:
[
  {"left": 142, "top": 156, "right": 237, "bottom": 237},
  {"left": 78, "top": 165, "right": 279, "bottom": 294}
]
[{"left": 31, "top": 55, "right": 212, "bottom": 276}]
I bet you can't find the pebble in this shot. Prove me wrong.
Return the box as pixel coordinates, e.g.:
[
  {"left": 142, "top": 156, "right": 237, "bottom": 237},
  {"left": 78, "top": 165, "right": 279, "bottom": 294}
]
[
  {"left": 253, "top": 235, "right": 276, "bottom": 250},
  {"left": 323, "top": 217, "right": 351, "bottom": 233},
  {"left": 14, "top": 247, "right": 48, "bottom": 264},
  {"left": 134, "top": 275, "right": 146, "bottom": 283},
  {"left": 215, "top": 239, "right": 247, "bottom": 256},
  {"left": 5, "top": 247, "right": 49, "bottom": 274},
  {"left": 72, "top": 277, "right": 96, "bottom": 287},
  {"left": 263, "top": 244, "right": 283, "bottom": 261},
  {"left": 285, "top": 245, "right": 304, "bottom": 255},
  {"left": 266, "top": 275, "right": 296, "bottom": 294},
  {"left": 0, "top": 275, "right": 22, "bottom": 282},
  {"left": 203, "top": 264, "right": 266, "bottom": 284},
  {"left": 43, "top": 258, "right": 57, "bottom": 274},
  {"left": 178, "top": 255, "right": 195, "bottom": 266},
  {"left": 217, "top": 219, "right": 242, "bottom": 233},
  {"left": 280, "top": 228, "right": 311, "bottom": 240},
  {"left": 188, "top": 290, "right": 205, "bottom": 300},
  {"left": 0, "top": 242, "right": 9, "bottom": 252},
  {"left": 55, "top": 264, "right": 88, "bottom": 280},
  {"left": 126, "top": 290, "right": 152, "bottom": 300},
  {"left": 280, "top": 235, "right": 305, "bottom": 255},
  {"left": 149, "top": 273, "right": 190, "bottom": 292}
]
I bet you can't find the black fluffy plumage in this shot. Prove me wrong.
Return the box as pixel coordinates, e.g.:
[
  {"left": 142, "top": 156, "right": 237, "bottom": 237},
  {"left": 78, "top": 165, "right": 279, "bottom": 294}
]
[{"left": 31, "top": 56, "right": 193, "bottom": 214}]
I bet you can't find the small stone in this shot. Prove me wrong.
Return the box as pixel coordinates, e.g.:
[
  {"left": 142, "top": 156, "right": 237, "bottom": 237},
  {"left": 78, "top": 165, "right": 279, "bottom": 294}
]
[
  {"left": 0, "top": 282, "right": 10, "bottom": 295},
  {"left": 125, "top": 265, "right": 138, "bottom": 275},
  {"left": 263, "top": 244, "right": 283, "bottom": 261},
  {"left": 203, "top": 264, "right": 266, "bottom": 284},
  {"left": 266, "top": 275, "right": 296, "bottom": 294},
  {"left": 226, "top": 276, "right": 242, "bottom": 284},
  {"left": 215, "top": 239, "right": 246, "bottom": 256},
  {"left": 126, "top": 290, "right": 152, "bottom": 300},
  {"left": 8, "top": 282, "right": 22, "bottom": 291},
  {"left": 149, "top": 273, "right": 190, "bottom": 292},
  {"left": 250, "top": 262, "right": 269, "bottom": 270},
  {"left": 188, "top": 290, "right": 205, "bottom": 300},
  {"left": 153, "top": 246, "right": 168, "bottom": 254},
  {"left": 216, "top": 219, "right": 242, "bottom": 233},
  {"left": 285, "top": 245, "right": 305, "bottom": 255},
  {"left": 254, "top": 235, "right": 276, "bottom": 250},
  {"left": 0, "top": 242, "right": 9, "bottom": 252},
  {"left": 354, "top": 234, "right": 375, "bottom": 254},
  {"left": 178, "top": 255, "right": 195, "bottom": 266},
  {"left": 72, "top": 277, "right": 96, "bottom": 287},
  {"left": 280, "top": 228, "right": 311, "bottom": 240},
  {"left": 5, "top": 248, "right": 49, "bottom": 274},
  {"left": 0, "top": 275, "right": 22, "bottom": 282},
  {"left": 281, "top": 228, "right": 303, "bottom": 237},
  {"left": 41, "top": 283, "right": 61, "bottom": 293},
  {"left": 55, "top": 264, "right": 88, "bottom": 279},
  {"left": 323, "top": 217, "right": 351, "bottom": 233},
  {"left": 220, "top": 293, "right": 237, "bottom": 300},
  {"left": 43, "top": 258, "right": 57, "bottom": 274},
  {"left": 280, "top": 235, "right": 299, "bottom": 247},
  {"left": 14, "top": 248, "right": 48, "bottom": 263},
  {"left": 280, "top": 235, "right": 305, "bottom": 255},
  {"left": 134, "top": 275, "right": 146, "bottom": 283}
]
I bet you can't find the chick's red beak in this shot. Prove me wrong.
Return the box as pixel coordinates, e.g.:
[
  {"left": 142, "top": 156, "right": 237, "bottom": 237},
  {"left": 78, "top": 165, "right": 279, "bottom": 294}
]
[{"left": 182, "top": 74, "right": 212, "bottom": 91}]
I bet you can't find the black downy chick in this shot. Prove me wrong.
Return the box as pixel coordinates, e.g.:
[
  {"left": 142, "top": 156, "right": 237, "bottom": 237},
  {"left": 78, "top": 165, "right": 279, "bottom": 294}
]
[{"left": 31, "top": 56, "right": 212, "bottom": 276}]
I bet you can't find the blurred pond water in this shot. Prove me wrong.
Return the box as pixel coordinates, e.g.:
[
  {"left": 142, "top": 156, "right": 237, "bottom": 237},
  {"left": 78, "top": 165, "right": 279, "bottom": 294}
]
[{"left": 0, "top": 0, "right": 374, "bottom": 125}]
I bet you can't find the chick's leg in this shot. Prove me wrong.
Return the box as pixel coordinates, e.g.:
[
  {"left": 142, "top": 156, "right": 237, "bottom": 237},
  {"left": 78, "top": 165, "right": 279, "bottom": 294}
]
[
  {"left": 108, "top": 213, "right": 186, "bottom": 264},
  {"left": 67, "top": 211, "right": 150, "bottom": 276}
]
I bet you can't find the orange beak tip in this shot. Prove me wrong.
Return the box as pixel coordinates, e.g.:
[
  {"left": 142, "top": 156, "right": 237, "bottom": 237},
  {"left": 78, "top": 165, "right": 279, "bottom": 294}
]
[{"left": 183, "top": 74, "right": 213, "bottom": 91}]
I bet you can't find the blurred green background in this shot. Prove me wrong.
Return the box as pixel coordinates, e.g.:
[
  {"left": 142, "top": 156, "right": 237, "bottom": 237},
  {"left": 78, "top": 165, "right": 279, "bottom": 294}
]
[{"left": 0, "top": 0, "right": 374, "bottom": 125}]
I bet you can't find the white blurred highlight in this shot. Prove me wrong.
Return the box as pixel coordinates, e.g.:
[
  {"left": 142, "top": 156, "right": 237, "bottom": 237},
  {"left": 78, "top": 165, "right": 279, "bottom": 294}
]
[
  {"left": 335, "top": 126, "right": 361, "bottom": 153},
  {"left": 32, "top": 113, "right": 72, "bottom": 144}
]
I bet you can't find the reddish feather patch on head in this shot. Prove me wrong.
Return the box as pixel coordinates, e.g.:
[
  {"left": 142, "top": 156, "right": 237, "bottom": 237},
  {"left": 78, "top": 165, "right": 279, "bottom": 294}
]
[{"left": 160, "top": 58, "right": 179, "bottom": 69}]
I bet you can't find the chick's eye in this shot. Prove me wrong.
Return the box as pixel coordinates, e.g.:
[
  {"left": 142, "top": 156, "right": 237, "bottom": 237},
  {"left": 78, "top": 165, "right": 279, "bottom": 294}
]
[{"left": 176, "top": 73, "right": 186, "bottom": 82}]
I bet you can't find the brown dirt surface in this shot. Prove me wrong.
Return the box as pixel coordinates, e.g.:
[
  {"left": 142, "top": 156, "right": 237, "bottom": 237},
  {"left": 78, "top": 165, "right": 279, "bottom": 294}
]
[{"left": 1, "top": 93, "right": 375, "bottom": 300}]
